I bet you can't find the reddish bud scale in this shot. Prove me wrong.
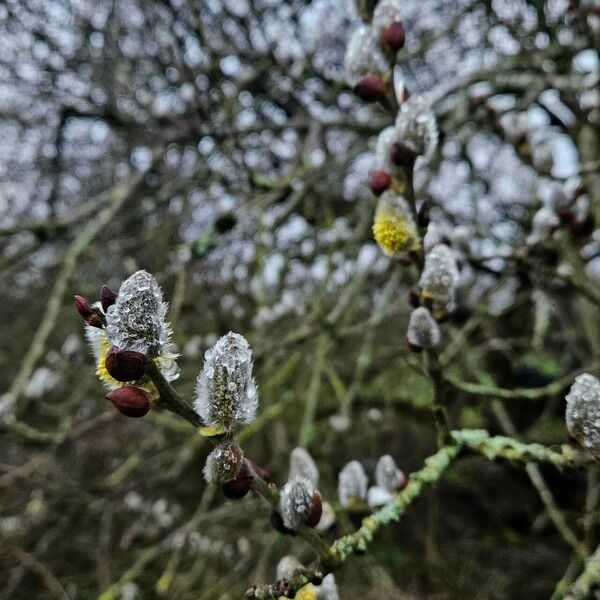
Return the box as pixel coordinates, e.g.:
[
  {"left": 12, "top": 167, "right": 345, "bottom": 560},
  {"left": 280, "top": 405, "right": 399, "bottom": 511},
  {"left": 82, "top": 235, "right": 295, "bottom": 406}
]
[
  {"left": 100, "top": 285, "right": 117, "bottom": 312},
  {"left": 369, "top": 169, "right": 392, "bottom": 196},
  {"left": 105, "top": 347, "right": 148, "bottom": 382},
  {"left": 106, "top": 386, "right": 151, "bottom": 418},
  {"left": 382, "top": 21, "right": 406, "bottom": 51},
  {"left": 304, "top": 492, "right": 323, "bottom": 528},
  {"left": 222, "top": 474, "right": 252, "bottom": 500},
  {"left": 74, "top": 295, "right": 93, "bottom": 319},
  {"left": 245, "top": 458, "right": 272, "bottom": 483},
  {"left": 353, "top": 75, "right": 387, "bottom": 103},
  {"left": 390, "top": 141, "right": 417, "bottom": 166},
  {"left": 74, "top": 295, "right": 105, "bottom": 328}
]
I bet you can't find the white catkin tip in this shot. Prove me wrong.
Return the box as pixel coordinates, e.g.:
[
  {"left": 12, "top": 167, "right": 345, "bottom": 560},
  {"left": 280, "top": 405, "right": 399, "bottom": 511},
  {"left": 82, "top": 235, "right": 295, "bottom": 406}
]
[
  {"left": 276, "top": 555, "right": 305, "bottom": 581},
  {"left": 318, "top": 573, "right": 340, "bottom": 600},
  {"left": 193, "top": 332, "right": 258, "bottom": 431},
  {"left": 407, "top": 307, "right": 441, "bottom": 349},
  {"left": 367, "top": 485, "right": 395, "bottom": 507},
  {"left": 338, "top": 460, "right": 368, "bottom": 508},
  {"left": 279, "top": 476, "right": 315, "bottom": 531},
  {"left": 375, "top": 454, "right": 405, "bottom": 491},
  {"left": 419, "top": 244, "right": 459, "bottom": 318},
  {"left": 105, "top": 270, "right": 170, "bottom": 356},
  {"left": 394, "top": 96, "right": 438, "bottom": 160},
  {"left": 203, "top": 442, "right": 244, "bottom": 485},
  {"left": 289, "top": 447, "right": 319, "bottom": 487},
  {"left": 565, "top": 373, "right": 600, "bottom": 454},
  {"left": 372, "top": 0, "right": 403, "bottom": 37},
  {"left": 343, "top": 25, "right": 389, "bottom": 88}
]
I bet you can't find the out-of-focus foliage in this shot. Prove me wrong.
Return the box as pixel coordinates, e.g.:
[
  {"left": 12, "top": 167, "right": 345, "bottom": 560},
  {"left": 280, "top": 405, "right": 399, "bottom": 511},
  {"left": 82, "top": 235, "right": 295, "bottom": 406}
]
[{"left": 0, "top": 0, "right": 599, "bottom": 598}]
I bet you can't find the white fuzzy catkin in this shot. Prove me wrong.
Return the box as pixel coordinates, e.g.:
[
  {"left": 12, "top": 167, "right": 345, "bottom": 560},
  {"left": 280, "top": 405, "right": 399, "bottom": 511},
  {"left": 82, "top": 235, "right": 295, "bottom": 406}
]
[
  {"left": 367, "top": 486, "right": 395, "bottom": 507},
  {"left": 527, "top": 206, "right": 559, "bottom": 246},
  {"left": 338, "top": 460, "right": 368, "bottom": 507},
  {"left": 375, "top": 454, "right": 405, "bottom": 491},
  {"left": 276, "top": 555, "right": 305, "bottom": 581},
  {"left": 193, "top": 332, "right": 258, "bottom": 432},
  {"left": 419, "top": 244, "right": 459, "bottom": 318},
  {"left": 105, "top": 270, "right": 173, "bottom": 356},
  {"left": 394, "top": 96, "right": 438, "bottom": 160},
  {"left": 565, "top": 374, "right": 600, "bottom": 454},
  {"left": 374, "top": 125, "right": 398, "bottom": 173},
  {"left": 407, "top": 307, "right": 441, "bottom": 349},
  {"left": 289, "top": 447, "right": 319, "bottom": 487},
  {"left": 203, "top": 442, "right": 244, "bottom": 485},
  {"left": 343, "top": 25, "right": 389, "bottom": 87},
  {"left": 279, "top": 476, "right": 315, "bottom": 530},
  {"left": 372, "top": 0, "right": 403, "bottom": 37}
]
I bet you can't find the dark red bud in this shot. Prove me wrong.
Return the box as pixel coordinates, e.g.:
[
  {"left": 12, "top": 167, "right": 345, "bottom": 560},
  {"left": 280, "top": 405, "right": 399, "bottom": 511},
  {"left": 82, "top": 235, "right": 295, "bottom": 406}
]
[
  {"left": 74, "top": 295, "right": 105, "bottom": 328},
  {"left": 369, "top": 169, "right": 392, "bottom": 196},
  {"left": 74, "top": 295, "right": 93, "bottom": 319},
  {"left": 105, "top": 346, "right": 148, "bottom": 382},
  {"left": 399, "top": 254, "right": 413, "bottom": 266},
  {"left": 390, "top": 141, "right": 417, "bottom": 166},
  {"left": 100, "top": 285, "right": 117, "bottom": 312},
  {"left": 417, "top": 201, "right": 430, "bottom": 228},
  {"left": 245, "top": 458, "right": 272, "bottom": 484},
  {"left": 402, "top": 86, "right": 411, "bottom": 102},
  {"left": 353, "top": 75, "right": 387, "bottom": 103},
  {"left": 382, "top": 21, "right": 406, "bottom": 51},
  {"left": 408, "top": 290, "right": 421, "bottom": 308},
  {"left": 222, "top": 475, "right": 253, "bottom": 500},
  {"left": 304, "top": 492, "right": 323, "bottom": 528},
  {"left": 269, "top": 507, "right": 297, "bottom": 536},
  {"left": 407, "top": 339, "right": 423, "bottom": 353},
  {"left": 590, "top": 5, "right": 600, "bottom": 16},
  {"left": 106, "top": 386, "right": 151, "bottom": 418}
]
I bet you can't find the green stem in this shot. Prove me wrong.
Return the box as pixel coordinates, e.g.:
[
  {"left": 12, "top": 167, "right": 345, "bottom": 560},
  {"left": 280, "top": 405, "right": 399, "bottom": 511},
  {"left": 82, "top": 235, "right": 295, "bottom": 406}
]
[{"left": 146, "top": 360, "right": 201, "bottom": 426}]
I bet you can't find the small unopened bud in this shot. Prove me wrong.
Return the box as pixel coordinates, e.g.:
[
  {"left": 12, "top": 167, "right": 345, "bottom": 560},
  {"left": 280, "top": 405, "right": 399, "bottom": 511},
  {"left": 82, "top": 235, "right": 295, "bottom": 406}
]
[
  {"left": 74, "top": 295, "right": 104, "bottom": 328},
  {"left": 369, "top": 169, "right": 392, "bottom": 196},
  {"left": 382, "top": 21, "right": 406, "bottom": 50},
  {"left": 204, "top": 442, "right": 244, "bottom": 485},
  {"left": 566, "top": 373, "right": 600, "bottom": 455},
  {"left": 74, "top": 295, "right": 93, "bottom": 319},
  {"left": 106, "top": 386, "right": 151, "bottom": 418},
  {"left": 390, "top": 141, "right": 417, "bottom": 166},
  {"left": 338, "top": 461, "right": 368, "bottom": 508},
  {"left": 270, "top": 507, "right": 297, "bottom": 536},
  {"left": 417, "top": 201, "right": 430, "bottom": 228},
  {"left": 105, "top": 346, "right": 148, "bottom": 382},
  {"left": 100, "top": 285, "right": 117, "bottom": 312},
  {"left": 221, "top": 473, "right": 253, "bottom": 500},
  {"left": 279, "top": 476, "right": 318, "bottom": 530},
  {"left": 353, "top": 75, "right": 387, "bottom": 103}
]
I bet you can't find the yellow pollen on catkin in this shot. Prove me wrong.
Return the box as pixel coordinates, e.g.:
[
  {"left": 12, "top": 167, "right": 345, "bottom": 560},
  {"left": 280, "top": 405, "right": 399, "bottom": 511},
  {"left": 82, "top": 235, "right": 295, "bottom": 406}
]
[
  {"left": 294, "top": 584, "right": 318, "bottom": 600},
  {"left": 372, "top": 209, "right": 420, "bottom": 256}
]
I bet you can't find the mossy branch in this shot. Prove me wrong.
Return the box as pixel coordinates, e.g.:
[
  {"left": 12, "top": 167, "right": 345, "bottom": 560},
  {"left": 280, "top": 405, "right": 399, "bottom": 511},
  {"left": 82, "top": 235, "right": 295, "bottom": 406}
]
[{"left": 246, "top": 429, "right": 592, "bottom": 598}]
